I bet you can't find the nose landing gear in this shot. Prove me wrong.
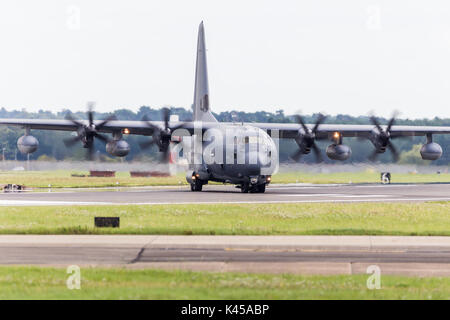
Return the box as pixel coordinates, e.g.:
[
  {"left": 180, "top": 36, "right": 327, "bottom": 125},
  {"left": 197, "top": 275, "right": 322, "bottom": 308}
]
[
  {"left": 190, "top": 179, "right": 203, "bottom": 191},
  {"left": 240, "top": 175, "right": 270, "bottom": 193}
]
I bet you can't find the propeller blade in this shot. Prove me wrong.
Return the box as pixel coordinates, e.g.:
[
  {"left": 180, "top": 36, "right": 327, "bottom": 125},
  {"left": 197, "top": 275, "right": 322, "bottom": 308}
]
[
  {"left": 312, "top": 143, "right": 323, "bottom": 163},
  {"left": 87, "top": 110, "right": 94, "bottom": 127},
  {"left": 162, "top": 107, "right": 170, "bottom": 129},
  {"left": 141, "top": 115, "right": 161, "bottom": 132},
  {"left": 370, "top": 116, "right": 384, "bottom": 134},
  {"left": 369, "top": 149, "right": 379, "bottom": 162},
  {"left": 388, "top": 143, "right": 399, "bottom": 162},
  {"left": 386, "top": 117, "right": 396, "bottom": 133},
  {"left": 93, "top": 132, "right": 109, "bottom": 143},
  {"left": 64, "top": 113, "right": 84, "bottom": 127},
  {"left": 161, "top": 149, "right": 170, "bottom": 163},
  {"left": 387, "top": 111, "right": 400, "bottom": 133},
  {"left": 294, "top": 135, "right": 304, "bottom": 148},
  {"left": 96, "top": 115, "right": 117, "bottom": 130},
  {"left": 63, "top": 136, "right": 81, "bottom": 148},
  {"left": 139, "top": 139, "right": 156, "bottom": 150},
  {"left": 87, "top": 145, "right": 95, "bottom": 161},
  {"left": 294, "top": 115, "right": 309, "bottom": 133},
  {"left": 290, "top": 149, "right": 303, "bottom": 162},
  {"left": 312, "top": 114, "right": 326, "bottom": 133}
]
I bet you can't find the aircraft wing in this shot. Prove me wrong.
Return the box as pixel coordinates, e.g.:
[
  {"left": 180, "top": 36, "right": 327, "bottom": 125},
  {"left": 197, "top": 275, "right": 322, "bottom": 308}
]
[
  {"left": 245, "top": 123, "right": 450, "bottom": 139},
  {"left": 177, "top": 121, "right": 450, "bottom": 139},
  {"left": 1, "top": 119, "right": 450, "bottom": 140},
  {"left": 0, "top": 118, "right": 160, "bottom": 136}
]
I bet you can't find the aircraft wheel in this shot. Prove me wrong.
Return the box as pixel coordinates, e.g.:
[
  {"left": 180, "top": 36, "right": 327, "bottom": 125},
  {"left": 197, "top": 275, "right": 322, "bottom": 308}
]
[
  {"left": 241, "top": 183, "right": 249, "bottom": 193},
  {"left": 256, "top": 183, "right": 266, "bottom": 193},
  {"left": 190, "top": 181, "right": 203, "bottom": 192}
]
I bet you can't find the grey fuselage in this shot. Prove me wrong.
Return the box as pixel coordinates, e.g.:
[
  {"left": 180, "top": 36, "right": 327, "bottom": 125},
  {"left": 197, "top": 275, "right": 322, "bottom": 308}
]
[{"left": 185, "top": 124, "right": 278, "bottom": 186}]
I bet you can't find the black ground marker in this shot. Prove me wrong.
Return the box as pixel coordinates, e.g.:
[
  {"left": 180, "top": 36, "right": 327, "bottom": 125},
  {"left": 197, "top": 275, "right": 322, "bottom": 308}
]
[{"left": 95, "top": 217, "right": 120, "bottom": 228}]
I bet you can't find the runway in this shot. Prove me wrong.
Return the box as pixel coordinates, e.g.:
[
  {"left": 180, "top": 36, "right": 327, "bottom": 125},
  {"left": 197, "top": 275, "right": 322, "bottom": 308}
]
[
  {"left": 0, "top": 183, "right": 449, "bottom": 205},
  {"left": 1, "top": 235, "right": 449, "bottom": 276}
]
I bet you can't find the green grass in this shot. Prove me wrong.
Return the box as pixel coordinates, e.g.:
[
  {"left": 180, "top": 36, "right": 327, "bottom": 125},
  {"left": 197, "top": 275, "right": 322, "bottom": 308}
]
[
  {"left": 0, "top": 170, "right": 188, "bottom": 188},
  {"left": 0, "top": 266, "right": 448, "bottom": 299},
  {"left": 0, "top": 202, "right": 449, "bottom": 235},
  {"left": 0, "top": 170, "right": 448, "bottom": 188},
  {"left": 273, "top": 171, "right": 450, "bottom": 184}
]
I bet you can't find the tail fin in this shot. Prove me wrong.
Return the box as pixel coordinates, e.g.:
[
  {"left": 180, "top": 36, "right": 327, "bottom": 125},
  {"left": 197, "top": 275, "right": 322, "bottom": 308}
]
[{"left": 193, "top": 21, "right": 217, "bottom": 122}]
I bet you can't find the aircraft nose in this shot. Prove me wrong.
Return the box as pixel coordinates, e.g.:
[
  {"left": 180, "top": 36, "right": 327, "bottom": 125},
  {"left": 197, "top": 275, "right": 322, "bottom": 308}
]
[{"left": 257, "top": 149, "right": 271, "bottom": 167}]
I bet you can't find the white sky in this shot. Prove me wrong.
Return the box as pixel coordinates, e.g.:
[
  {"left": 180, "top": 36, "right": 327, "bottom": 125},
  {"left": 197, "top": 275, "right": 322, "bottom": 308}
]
[{"left": 0, "top": 0, "right": 450, "bottom": 119}]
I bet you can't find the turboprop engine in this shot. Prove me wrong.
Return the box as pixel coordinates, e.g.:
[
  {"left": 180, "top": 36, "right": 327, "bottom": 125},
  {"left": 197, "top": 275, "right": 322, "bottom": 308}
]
[
  {"left": 420, "top": 142, "right": 442, "bottom": 161},
  {"left": 106, "top": 139, "right": 130, "bottom": 157},
  {"left": 326, "top": 144, "right": 352, "bottom": 161}
]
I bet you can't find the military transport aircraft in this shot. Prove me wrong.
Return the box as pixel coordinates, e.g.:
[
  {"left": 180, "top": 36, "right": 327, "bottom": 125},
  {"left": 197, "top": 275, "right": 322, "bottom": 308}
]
[{"left": 1, "top": 22, "right": 450, "bottom": 193}]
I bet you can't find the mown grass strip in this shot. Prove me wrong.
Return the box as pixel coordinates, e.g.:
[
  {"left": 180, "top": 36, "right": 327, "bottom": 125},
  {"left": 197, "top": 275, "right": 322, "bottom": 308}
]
[
  {"left": 0, "top": 266, "right": 448, "bottom": 299},
  {"left": 0, "top": 202, "right": 448, "bottom": 236}
]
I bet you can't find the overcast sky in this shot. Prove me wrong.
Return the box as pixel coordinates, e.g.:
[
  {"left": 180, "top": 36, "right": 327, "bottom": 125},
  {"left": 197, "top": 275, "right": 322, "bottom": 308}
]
[{"left": 1, "top": 0, "right": 450, "bottom": 119}]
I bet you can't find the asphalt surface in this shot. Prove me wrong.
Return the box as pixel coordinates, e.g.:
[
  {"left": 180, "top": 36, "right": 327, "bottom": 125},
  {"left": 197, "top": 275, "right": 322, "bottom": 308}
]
[
  {"left": 0, "top": 184, "right": 448, "bottom": 276},
  {"left": 1, "top": 235, "right": 450, "bottom": 276},
  {"left": 0, "top": 183, "right": 449, "bottom": 205}
]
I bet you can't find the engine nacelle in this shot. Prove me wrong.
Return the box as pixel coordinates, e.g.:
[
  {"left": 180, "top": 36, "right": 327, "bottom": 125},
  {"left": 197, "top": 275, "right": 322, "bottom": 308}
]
[
  {"left": 106, "top": 140, "right": 130, "bottom": 157},
  {"left": 420, "top": 142, "right": 442, "bottom": 161},
  {"left": 17, "top": 135, "right": 39, "bottom": 154},
  {"left": 326, "top": 144, "right": 352, "bottom": 161}
]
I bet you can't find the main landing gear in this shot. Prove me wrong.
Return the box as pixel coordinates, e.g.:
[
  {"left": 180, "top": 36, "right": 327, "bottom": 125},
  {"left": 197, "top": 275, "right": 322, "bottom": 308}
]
[
  {"left": 239, "top": 175, "right": 270, "bottom": 193},
  {"left": 240, "top": 183, "right": 266, "bottom": 193}
]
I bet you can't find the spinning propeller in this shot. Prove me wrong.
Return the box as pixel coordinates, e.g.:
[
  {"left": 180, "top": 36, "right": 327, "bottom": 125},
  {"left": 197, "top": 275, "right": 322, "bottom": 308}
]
[
  {"left": 368, "top": 114, "right": 401, "bottom": 162},
  {"left": 291, "top": 113, "right": 327, "bottom": 163},
  {"left": 139, "top": 107, "right": 188, "bottom": 162},
  {"left": 63, "top": 103, "right": 116, "bottom": 160}
]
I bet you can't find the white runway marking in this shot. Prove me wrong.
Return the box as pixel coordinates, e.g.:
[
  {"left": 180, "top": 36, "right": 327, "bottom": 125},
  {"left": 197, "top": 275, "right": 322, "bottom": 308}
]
[
  {"left": 0, "top": 200, "right": 111, "bottom": 206},
  {"left": 0, "top": 198, "right": 449, "bottom": 206},
  {"left": 270, "top": 184, "right": 420, "bottom": 190},
  {"left": 126, "top": 198, "right": 450, "bottom": 205},
  {"left": 279, "top": 194, "right": 391, "bottom": 198},
  {"left": 278, "top": 193, "right": 345, "bottom": 197},
  {"left": 332, "top": 184, "right": 421, "bottom": 188}
]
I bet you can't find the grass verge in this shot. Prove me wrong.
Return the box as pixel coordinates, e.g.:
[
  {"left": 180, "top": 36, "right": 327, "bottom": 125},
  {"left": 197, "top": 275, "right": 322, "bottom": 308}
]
[
  {"left": 0, "top": 170, "right": 187, "bottom": 188},
  {"left": 0, "top": 266, "right": 448, "bottom": 299},
  {"left": 0, "top": 202, "right": 449, "bottom": 235},
  {"left": 273, "top": 171, "right": 450, "bottom": 184},
  {"left": 0, "top": 170, "right": 448, "bottom": 188}
]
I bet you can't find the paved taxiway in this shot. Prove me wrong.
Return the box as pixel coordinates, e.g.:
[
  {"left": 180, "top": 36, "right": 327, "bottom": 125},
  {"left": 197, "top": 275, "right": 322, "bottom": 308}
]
[
  {"left": 0, "top": 183, "right": 449, "bottom": 205},
  {"left": 1, "top": 235, "right": 449, "bottom": 276}
]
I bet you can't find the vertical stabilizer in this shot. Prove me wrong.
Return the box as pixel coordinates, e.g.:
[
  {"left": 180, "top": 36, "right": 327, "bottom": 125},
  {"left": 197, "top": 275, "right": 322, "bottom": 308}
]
[{"left": 193, "top": 22, "right": 217, "bottom": 122}]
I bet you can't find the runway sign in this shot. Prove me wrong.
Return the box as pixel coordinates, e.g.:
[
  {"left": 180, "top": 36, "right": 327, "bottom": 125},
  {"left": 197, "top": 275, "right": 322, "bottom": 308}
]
[{"left": 95, "top": 217, "right": 120, "bottom": 228}]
